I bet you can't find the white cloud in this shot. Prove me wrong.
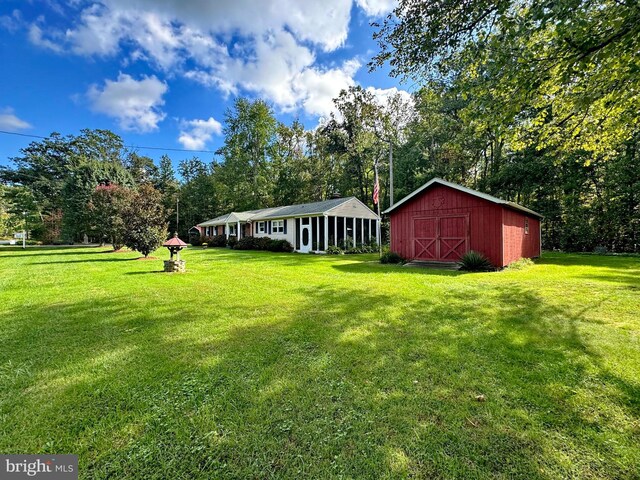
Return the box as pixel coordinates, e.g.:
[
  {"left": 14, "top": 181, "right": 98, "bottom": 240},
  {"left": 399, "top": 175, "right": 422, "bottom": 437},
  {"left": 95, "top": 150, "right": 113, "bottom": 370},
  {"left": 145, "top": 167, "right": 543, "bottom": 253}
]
[
  {"left": 0, "top": 9, "right": 23, "bottom": 33},
  {"left": 25, "top": 1, "right": 404, "bottom": 119},
  {"left": 184, "top": 30, "right": 360, "bottom": 116},
  {"left": 87, "top": 73, "right": 168, "bottom": 132},
  {"left": 293, "top": 59, "right": 362, "bottom": 117},
  {"left": 0, "top": 108, "right": 32, "bottom": 131},
  {"left": 64, "top": 4, "right": 127, "bottom": 57},
  {"left": 178, "top": 117, "right": 223, "bottom": 150},
  {"left": 101, "top": 0, "right": 353, "bottom": 51},
  {"left": 28, "top": 23, "right": 64, "bottom": 53},
  {"left": 366, "top": 86, "right": 413, "bottom": 108},
  {"left": 355, "top": 0, "right": 396, "bottom": 16}
]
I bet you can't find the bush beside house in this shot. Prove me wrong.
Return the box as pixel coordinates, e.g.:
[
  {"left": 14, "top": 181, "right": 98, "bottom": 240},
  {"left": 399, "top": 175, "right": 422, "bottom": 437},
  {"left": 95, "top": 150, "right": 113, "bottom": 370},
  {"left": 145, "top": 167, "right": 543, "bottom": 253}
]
[{"left": 232, "top": 235, "right": 294, "bottom": 253}]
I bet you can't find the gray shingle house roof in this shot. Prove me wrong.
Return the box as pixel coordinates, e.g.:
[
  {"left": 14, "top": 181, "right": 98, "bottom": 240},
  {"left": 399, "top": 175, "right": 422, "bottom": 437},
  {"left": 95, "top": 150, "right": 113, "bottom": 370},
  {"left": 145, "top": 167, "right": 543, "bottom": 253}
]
[{"left": 198, "top": 197, "right": 378, "bottom": 226}]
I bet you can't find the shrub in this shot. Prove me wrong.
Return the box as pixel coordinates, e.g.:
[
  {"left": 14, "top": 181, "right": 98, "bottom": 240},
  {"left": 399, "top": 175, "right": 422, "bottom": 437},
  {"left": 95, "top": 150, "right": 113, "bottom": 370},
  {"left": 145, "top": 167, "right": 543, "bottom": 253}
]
[
  {"left": 326, "top": 245, "right": 344, "bottom": 255},
  {"left": 190, "top": 235, "right": 207, "bottom": 247},
  {"left": 227, "top": 236, "right": 238, "bottom": 249},
  {"left": 459, "top": 250, "right": 494, "bottom": 271},
  {"left": 267, "top": 239, "right": 294, "bottom": 253},
  {"left": 339, "top": 236, "right": 354, "bottom": 250},
  {"left": 234, "top": 236, "right": 259, "bottom": 250},
  {"left": 380, "top": 251, "right": 405, "bottom": 264},
  {"left": 208, "top": 235, "right": 227, "bottom": 248},
  {"left": 359, "top": 244, "right": 377, "bottom": 254},
  {"left": 255, "top": 236, "right": 272, "bottom": 250},
  {"left": 505, "top": 257, "right": 534, "bottom": 270}
]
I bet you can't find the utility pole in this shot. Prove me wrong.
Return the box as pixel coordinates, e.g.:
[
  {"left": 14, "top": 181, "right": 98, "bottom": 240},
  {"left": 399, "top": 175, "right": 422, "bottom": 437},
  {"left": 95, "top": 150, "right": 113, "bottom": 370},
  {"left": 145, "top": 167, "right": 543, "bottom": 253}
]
[
  {"left": 176, "top": 198, "right": 180, "bottom": 236},
  {"left": 22, "top": 211, "right": 26, "bottom": 249},
  {"left": 389, "top": 139, "right": 394, "bottom": 207}
]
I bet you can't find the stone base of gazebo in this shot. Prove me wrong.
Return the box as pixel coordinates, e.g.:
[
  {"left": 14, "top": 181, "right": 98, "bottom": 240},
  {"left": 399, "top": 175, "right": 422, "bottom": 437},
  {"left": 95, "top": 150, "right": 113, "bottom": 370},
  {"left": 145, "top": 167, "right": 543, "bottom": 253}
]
[{"left": 164, "top": 260, "right": 186, "bottom": 273}]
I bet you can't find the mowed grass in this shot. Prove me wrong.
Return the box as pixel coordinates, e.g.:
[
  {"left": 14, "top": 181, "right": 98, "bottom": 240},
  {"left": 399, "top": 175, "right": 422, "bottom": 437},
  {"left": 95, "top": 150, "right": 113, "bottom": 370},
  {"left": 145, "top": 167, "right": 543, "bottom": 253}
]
[{"left": 0, "top": 247, "right": 639, "bottom": 479}]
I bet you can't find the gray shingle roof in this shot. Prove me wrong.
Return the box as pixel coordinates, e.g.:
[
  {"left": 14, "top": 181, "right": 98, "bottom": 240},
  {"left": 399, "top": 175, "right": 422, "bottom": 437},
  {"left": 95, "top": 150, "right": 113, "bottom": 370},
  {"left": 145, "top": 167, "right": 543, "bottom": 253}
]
[
  {"left": 255, "top": 197, "right": 353, "bottom": 219},
  {"left": 197, "top": 197, "right": 359, "bottom": 226}
]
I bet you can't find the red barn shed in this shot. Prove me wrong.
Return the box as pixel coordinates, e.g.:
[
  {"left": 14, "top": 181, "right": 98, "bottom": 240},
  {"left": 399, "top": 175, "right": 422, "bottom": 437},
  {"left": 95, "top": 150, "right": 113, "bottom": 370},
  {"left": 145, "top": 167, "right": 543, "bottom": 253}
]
[{"left": 383, "top": 178, "right": 542, "bottom": 268}]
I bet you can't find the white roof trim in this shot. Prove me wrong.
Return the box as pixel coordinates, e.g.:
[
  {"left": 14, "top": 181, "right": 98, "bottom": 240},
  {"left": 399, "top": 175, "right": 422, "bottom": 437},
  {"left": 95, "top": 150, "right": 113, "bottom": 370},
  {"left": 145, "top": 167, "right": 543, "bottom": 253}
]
[
  {"left": 382, "top": 178, "right": 543, "bottom": 218},
  {"left": 324, "top": 196, "right": 381, "bottom": 220}
]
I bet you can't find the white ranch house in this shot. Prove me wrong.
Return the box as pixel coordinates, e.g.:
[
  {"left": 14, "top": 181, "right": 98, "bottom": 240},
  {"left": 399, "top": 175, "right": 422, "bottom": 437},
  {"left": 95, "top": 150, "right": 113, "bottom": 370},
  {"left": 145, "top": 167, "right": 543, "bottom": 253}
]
[{"left": 196, "top": 197, "right": 380, "bottom": 253}]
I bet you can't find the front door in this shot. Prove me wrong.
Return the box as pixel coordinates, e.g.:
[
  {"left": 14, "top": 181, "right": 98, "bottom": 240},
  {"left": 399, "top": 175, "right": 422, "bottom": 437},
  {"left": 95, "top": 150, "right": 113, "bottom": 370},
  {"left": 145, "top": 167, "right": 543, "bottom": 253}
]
[
  {"left": 299, "top": 223, "right": 312, "bottom": 253},
  {"left": 413, "top": 215, "right": 468, "bottom": 262}
]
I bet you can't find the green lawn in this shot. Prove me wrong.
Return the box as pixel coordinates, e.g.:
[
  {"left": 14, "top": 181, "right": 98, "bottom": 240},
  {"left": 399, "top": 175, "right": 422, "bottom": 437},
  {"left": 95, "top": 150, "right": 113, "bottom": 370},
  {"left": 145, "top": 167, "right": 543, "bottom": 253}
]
[{"left": 1, "top": 247, "right": 639, "bottom": 479}]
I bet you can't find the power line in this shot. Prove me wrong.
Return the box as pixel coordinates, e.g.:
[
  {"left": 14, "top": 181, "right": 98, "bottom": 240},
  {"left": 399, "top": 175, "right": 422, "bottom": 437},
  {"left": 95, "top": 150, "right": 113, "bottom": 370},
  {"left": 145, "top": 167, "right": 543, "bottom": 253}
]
[{"left": 0, "top": 129, "right": 218, "bottom": 154}]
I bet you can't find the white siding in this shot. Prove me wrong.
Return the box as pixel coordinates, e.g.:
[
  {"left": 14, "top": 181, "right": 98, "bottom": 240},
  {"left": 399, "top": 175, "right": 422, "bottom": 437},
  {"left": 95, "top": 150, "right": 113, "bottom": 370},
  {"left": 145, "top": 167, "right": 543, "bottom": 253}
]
[
  {"left": 253, "top": 219, "right": 296, "bottom": 247},
  {"left": 326, "top": 198, "right": 379, "bottom": 220}
]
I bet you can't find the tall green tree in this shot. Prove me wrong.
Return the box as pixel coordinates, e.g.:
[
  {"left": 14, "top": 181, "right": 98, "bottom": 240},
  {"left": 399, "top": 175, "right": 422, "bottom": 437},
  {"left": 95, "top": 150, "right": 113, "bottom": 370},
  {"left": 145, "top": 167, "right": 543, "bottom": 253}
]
[
  {"left": 177, "top": 158, "right": 220, "bottom": 238},
  {"left": 61, "top": 159, "right": 134, "bottom": 241},
  {"left": 88, "top": 184, "right": 135, "bottom": 250},
  {"left": 123, "top": 184, "right": 168, "bottom": 257},
  {"left": 216, "top": 98, "right": 278, "bottom": 210},
  {"left": 372, "top": 0, "right": 640, "bottom": 157},
  {"left": 154, "top": 155, "right": 179, "bottom": 233}
]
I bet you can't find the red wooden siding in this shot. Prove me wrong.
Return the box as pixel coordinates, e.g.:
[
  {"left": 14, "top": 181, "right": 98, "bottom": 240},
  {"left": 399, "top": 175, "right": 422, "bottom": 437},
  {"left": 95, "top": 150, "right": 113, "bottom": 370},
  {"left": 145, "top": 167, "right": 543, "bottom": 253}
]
[
  {"left": 390, "top": 185, "right": 504, "bottom": 266},
  {"left": 502, "top": 209, "right": 541, "bottom": 266}
]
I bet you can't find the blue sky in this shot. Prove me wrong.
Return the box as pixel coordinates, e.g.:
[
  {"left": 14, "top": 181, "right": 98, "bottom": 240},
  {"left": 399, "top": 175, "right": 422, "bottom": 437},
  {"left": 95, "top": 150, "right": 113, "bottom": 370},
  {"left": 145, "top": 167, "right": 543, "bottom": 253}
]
[{"left": 0, "top": 0, "right": 408, "bottom": 168}]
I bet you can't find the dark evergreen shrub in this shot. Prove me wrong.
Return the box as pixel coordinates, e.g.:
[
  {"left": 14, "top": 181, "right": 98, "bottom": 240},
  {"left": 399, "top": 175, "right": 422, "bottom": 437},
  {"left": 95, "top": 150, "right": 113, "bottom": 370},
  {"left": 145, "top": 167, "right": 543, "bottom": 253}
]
[
  {"left": 234, "top": 236, "right": 258, "bottom": 250},
  {"left": 458, "top": 250, "right": 494, "bottom": 271},
  {"left": 208, "top": 235, "right": 227, "bottom": 247},
  {"left": 255, "top": 236, "right": 272, "bottom": 250},
  {"left": 380, "top": 251, "right": 405, "bottom": 264},
  {"left": 266, "top": 239, "right": 294, "bottom": 252},
  {"left": 191, "top": 235, "right": 208, "bottom": 247}
]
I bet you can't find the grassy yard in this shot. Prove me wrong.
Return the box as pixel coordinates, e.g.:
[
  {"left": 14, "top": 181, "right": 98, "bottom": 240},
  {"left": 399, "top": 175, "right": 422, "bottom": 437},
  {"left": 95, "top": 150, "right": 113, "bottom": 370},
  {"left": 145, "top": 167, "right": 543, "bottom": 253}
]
[{"left": 0, "top": 247, "right": 639, "bottom": 479}]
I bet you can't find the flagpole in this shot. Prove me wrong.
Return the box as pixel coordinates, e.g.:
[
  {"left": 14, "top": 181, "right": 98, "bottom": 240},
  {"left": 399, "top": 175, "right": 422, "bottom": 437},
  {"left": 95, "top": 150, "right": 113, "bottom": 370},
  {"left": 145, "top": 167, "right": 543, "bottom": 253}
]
[{"left": 374, "top": 159, "right": 382, "bottom": 257}]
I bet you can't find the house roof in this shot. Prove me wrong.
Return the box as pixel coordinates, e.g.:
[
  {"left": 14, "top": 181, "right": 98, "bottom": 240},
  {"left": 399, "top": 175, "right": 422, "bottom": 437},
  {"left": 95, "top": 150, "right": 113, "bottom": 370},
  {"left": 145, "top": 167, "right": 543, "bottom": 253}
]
[
  {"left": 382, "top": 178, "right": 544, "bottom": 218},
  {"left": 257, "top": 197, "right": 356, "bottom": 219},
  {"left": 197, "top": 197, "right": 377, "bottom": 226}
]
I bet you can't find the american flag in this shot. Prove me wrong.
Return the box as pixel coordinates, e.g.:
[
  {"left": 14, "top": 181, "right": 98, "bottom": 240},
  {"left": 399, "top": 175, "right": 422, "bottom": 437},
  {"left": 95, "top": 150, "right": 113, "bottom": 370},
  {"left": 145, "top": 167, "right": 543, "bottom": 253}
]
[{"left": 373, "top": 162, "right": 380, "bottom": 205}]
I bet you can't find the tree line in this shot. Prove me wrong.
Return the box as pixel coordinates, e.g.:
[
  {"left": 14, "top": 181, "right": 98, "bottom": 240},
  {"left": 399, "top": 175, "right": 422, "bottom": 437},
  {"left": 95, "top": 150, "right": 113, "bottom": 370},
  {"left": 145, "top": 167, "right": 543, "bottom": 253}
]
[{"left": 1, "top": 0, "right": 638, "bottom": 252}]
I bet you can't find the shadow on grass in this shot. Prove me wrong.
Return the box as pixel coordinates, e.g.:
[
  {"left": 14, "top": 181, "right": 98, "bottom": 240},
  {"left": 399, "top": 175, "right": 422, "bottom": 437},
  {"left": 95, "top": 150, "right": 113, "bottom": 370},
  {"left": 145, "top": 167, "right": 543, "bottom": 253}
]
[
  {"left": 1, "top": 280, "right": 638, "bottom": 478},
  {"left": 28, "top": 257, "right": 139, "bottom": 265},
  {"left": 331, "top": 261, "right": 462, "bottom": 276},
  {"left": 0, "top": 246, "right": 108, "bottom": 258},
  {"left": 124, "top": 270, "right": 166, "bottom": 275}
]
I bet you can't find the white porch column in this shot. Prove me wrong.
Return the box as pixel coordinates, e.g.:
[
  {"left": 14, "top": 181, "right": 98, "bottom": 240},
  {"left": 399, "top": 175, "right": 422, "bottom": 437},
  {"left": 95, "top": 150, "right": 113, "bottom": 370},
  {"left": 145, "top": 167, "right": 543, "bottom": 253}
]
[
  {"left": 225, "top": 223, "right": 229, "bottom": 239},
  {"left": 237, "top": 221, "right": 241, "bottom": 239},
  {"left": 315, "top": 217, "right": 320, "bottom": 252},
  {"left": 352, "top": 218, "right": 357, "bottom": 248},
  {"left": 334, "top": 216, "right": 338, "bottom": 246},
  {"left": 369, "top": 219, "right": 372, "bottom": 243},
  {"left": 361, "top": 218, "right": 364, "bottom": 246},
  {"left": 343, "top": 217, "right": 347, "bottom": 246},
  {"left": 324, "top": 215, "right": 329, "bottom": 252}
]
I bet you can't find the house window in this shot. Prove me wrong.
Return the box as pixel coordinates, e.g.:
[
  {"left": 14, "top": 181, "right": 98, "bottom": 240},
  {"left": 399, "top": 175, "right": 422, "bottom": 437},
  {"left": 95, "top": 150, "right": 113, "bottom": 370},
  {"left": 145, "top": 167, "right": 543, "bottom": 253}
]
[
  {"left": 272, "top": 220, "right": 285, "bottom": 234},
  {"left": 257, "top": 221, "right": 265, "bottom": 234},
  {"left": 524, "top": 218, "right": 529, "bottom": 235},
  {"left": 228, "top": 224, "right": 236, "bottom": 236}
]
